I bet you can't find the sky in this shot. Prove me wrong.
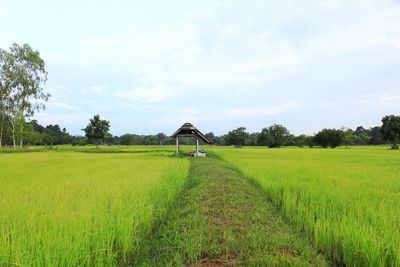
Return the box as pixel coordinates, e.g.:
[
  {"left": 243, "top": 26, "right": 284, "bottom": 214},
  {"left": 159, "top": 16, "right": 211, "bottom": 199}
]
[{"left": 1, "top": 0, "right": 400, "bottom": 136}]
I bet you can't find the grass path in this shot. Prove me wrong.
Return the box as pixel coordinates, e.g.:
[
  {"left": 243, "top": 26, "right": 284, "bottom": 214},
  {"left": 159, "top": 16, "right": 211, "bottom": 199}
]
[{"left": 132, "top": 156, "right": 328, "bottom": 266}]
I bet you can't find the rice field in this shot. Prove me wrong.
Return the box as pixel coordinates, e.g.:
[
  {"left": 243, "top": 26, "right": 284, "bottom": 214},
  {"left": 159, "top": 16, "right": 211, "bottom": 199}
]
[
  {"left": 0, "top": 150, "right": 189, "bottom": 266},
  {"left": 215, "top": 147, "right": 400, "bottom": 266},
  {"left": 1, "top": 146, "right": 399, "bottom": 266}
]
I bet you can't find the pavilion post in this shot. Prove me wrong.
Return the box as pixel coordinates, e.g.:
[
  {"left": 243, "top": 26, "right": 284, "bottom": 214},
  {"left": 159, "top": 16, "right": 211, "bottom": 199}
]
[
  {"left": 196, "top": 138, "right": 199, "bottom": 157},
  {"left": 176, "top": 136, "right": 179, "bottom": 154}
]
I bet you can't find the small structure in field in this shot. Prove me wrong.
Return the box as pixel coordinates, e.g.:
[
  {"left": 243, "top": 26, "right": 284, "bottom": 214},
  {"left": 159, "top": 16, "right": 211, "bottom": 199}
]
[{"left": 172, "top": 123, "right": 212, "bottom": 156}]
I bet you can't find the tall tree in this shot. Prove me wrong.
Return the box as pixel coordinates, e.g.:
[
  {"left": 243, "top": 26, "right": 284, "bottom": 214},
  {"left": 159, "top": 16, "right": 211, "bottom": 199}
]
[
  {"left": 368, "top": 126, "right": 383, "bottom": 145},
  {"left": 258, "top": 124, "right": 290, "bottom": 148},
  {"left": 157, "top": 132, "right": 166, "bottom": 145},
  {"left": 120, "top": 133, "right": 139, "bottom": 145},
  {"left": 305, "top": 135, "right": 315, "bottom": 148},
  {"left": 15, "top": 109, "right": 25, "bottom": 147},
  {"left": 0, "top": 113, "right": 6, "bottom": 147},
  {"left": 44, "top": 124, "right": 65, "bottom": 145},
  {"left": 225, "top": 127, "right": 248, "bottom": 147},
  {"left": 28, "top": 119, "right": 45, "bottom": 133},
  {"left": 22, "top": 123, "right": 42, "bottom": 145},
  {"left": 82, "top": 114, "right": 111, "bottom": 149},
  {"left": 294, "top": 134, "right": 307, "bottom": 147},
  {"left": 341, "top": 127, "right": 355, "bottom": 147},
  {"left": 381, "top": 115, "right": 400, "bottom": 149},
  {"left": 248, "top": 132, "right": 259, "bottom": 146},
  {"left": 314, "top": 129, "right": 344, "bottom": 148},
  {"left": 0, "top": 43, "right": 49, "bottom": 147}
]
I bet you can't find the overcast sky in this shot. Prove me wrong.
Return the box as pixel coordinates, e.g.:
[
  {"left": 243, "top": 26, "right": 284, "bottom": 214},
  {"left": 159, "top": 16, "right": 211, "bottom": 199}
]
[{"left": 1, "top": 0, "right": 400, "bottom": 136}]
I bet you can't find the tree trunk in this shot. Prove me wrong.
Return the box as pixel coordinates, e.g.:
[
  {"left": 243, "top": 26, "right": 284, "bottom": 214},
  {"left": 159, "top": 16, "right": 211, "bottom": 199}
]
[
  {"left": 0, "top": 116, "right": 3, "bottom": 148},
  {"left": 392, "top": 140, "right": 399, "bottom": 150},
  {"left": 7, "top": 116, "right": 16, "bottom": 148},
  {"left": 19, "top": 123, "right": 23, "bottom": 147},
  {"left": 12, "top": 132, "right": 16, "bottom": 148}
]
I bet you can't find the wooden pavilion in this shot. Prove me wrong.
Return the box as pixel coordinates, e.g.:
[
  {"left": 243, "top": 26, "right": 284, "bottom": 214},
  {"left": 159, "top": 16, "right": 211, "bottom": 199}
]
[{"left": 172, "top": 123, "right": 212, "bottom": 156}]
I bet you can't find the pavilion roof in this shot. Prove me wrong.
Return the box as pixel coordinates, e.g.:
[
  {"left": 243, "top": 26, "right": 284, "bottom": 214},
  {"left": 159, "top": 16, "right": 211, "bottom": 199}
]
[{"left": 172, "top": 123, "right": 212, "bottom": 144}]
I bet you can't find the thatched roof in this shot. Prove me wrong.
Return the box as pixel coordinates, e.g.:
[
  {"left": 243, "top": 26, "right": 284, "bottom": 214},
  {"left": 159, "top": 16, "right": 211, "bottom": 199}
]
[{"left": 172, "top": 123, "right": 212, "bottom": 144}]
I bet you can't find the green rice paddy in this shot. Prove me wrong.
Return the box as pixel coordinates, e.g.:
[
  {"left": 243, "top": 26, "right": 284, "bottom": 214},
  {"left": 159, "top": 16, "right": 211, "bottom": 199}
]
[
  {"left": 0, "top": 150, "right": 189, "bottom": 266},
  {"left": 0, "top": 146, "right": 399, "bottom": 266},
  {"left": 215, "top": 147, "right": 400, "bottom": 266}
]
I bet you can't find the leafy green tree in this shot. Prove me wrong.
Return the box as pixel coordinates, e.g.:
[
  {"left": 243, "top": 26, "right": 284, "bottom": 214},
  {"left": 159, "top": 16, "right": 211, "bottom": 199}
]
[
  {"left": 141, "top": 135, "right": 157, "bottom": 145},
  {"left": 120, "top": 133, "right": 140, "bottom": 145},
  {"left": 225, "top": 127, "right": 248, "bottom": 147},
  {"left": 314, "top": 130, "right": 329, "bottom": 148},
  {"left": 157, "top": 133, "right": 167, "bottom": 145},
  {"left": 353, "top": 126, "right": 370, "bottom": 145},
  {"left": 248, "top": 132, "right": 259, "bottom": 146},
  {"left": 284, "top": 134, "right": 295, "bottom": 146},
  {"left": 294, "top": 134, "right": 307, "bottom": 147},
  {"left": 381, "top": 115, "right": 400, "bottom": 149},
  {"left": 62, "top": 128, "right": 73, "bottom": 144},
  {"left": 104, "top": 133, "right": 114, "bottom": 145},
  {"left": 43, "top": 125, "right": 63, "bottom": 145},
  {"left": 258, "top": 124, "right": 290, "bottom": 148},
  {"left": 205, "top": 132, "right": 215, "bottom": 144},
  {"left": 354, "top": 126, "right": 368, "bottom": 136},
  {"left": 206, "top": 133, "right": 223, "bottom": 145},
  {"left": 0, "top": 43, "right": 49, "bottom": 147},
  {"left": 305, "top": 135, "right": 315, "bottom": 148},
  {"left": 314, "top": 129, "right": 344, "bottom": 148},
  {"left": 82, "top": 114, "right": 110, "bottom": 149},
  {"left": 71, "top": 136, "right": 88, "bottom": 146},
  {"left": 22, "top": 123, "right": 42, "bottom": 145},
  {"left": 28, "top": 119, "right": 44, "bottom": 133},
  {"left": 41, "top": 132, "right": 55, "bottom": 146},
  {"left": 341, "top": 127, "right": 355, "bottom": 147},
  {"left": 368, "top": 126, "right": 383, "bottom": 145}
]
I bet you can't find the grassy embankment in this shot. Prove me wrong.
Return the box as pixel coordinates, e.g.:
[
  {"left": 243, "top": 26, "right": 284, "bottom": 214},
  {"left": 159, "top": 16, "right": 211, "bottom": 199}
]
[
  {"left": 135, "top": 155, "right": 328, "bottom": 266},
  {"left": 215, "top": 146, "right": 400, "bottom": 266}
]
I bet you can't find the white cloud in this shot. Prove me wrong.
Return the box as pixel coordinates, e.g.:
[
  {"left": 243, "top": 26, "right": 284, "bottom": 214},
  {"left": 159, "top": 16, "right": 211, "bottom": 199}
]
[
  {"left": 303, "top": 7, "right": 400, "bottom": 61},
  {"left": 380, "top": 95, "right": 400, "bottom": 103},
  {"left": 88, "top": 85, "right": 106, "bottom": 94},
  {"left": 35, "top": 112, "right": 91, "bottom": 126},
  {"left": 226, "top": 100, "right": 301, "bottom": 118},
  {"left": 114, "top": 84, "right": 177, "bottom": 103},
  {"left": 360, "top": 94, "right": 400, "bottom": 107},
  {"left": 45, "top": 0, "right": 400, "bottom": 101},
  {"left": 165, "top": 108, "right": 206, "bottom": 124},
  {"left": 49, "top": 101, "right": 77, "bottom": 110}
]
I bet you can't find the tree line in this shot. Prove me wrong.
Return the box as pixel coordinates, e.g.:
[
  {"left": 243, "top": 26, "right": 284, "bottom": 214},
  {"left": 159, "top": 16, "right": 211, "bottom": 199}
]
[
  {"left": 1, "top": 114, "right": 399, "bottom": 150},
  {"left": 213, "top": 116, "right": 400, "bottom": 149},
  {"left": 0, "top": 115, "right": 202, "bottom": 147}
]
